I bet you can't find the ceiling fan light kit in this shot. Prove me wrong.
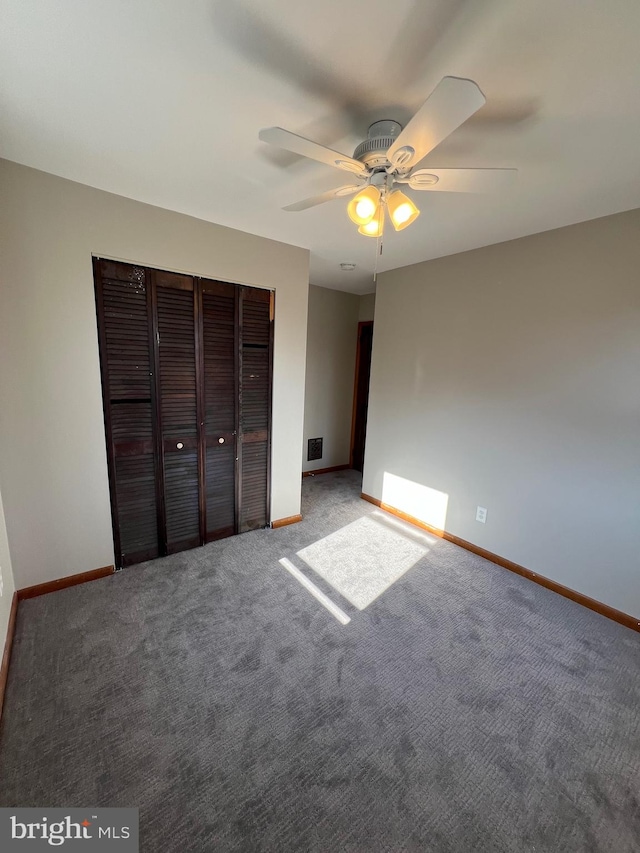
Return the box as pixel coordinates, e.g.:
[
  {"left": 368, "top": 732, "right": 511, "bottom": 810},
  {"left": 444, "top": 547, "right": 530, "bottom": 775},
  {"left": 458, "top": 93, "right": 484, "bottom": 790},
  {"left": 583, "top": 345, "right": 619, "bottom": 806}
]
[
  {"left": 261, "top": 75, "right": 517, "bottom": 244},
  {"left": 351, "top": 184, "right": 419, "bottom": 237}
]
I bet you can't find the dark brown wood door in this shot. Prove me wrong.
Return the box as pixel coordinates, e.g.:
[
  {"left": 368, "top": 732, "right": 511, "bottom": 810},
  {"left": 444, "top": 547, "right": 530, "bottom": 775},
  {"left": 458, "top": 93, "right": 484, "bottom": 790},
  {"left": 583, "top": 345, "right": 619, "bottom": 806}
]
[
  {"left": 239, "top": 287, "right": 273, "bottom": 532},
  {"left": 94, "top": 260, "right": 160, "bottom": 567},
  {"left": 201, "top": 279, "right": 237, "bottom": 541},
  {"left": 154, "top": 271, "right": 201, "bottom": 555},
  {"left": 351, "top": 321, "right": 373, "bottom": 472}
]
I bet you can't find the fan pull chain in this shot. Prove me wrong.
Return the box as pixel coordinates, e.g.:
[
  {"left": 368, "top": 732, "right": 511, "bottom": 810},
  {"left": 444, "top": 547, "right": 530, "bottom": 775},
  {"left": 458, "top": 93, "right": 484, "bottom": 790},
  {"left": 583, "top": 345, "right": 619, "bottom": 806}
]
[
  {"left": 373, "top": 201, "right": 384, "bottom": 283},
  {"left": 373, "top": 236, "right": 383, "bottom": 283}
]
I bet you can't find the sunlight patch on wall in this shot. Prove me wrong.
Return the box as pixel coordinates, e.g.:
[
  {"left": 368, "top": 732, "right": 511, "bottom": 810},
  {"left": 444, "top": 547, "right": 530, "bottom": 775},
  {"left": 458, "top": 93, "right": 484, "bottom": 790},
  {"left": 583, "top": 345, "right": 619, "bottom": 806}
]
[
  {"left": 381, "top": 472, "right": 449, "bottom": 531},
  {"left": 296, "top": 514, "right": 429, "bottom": 610}
]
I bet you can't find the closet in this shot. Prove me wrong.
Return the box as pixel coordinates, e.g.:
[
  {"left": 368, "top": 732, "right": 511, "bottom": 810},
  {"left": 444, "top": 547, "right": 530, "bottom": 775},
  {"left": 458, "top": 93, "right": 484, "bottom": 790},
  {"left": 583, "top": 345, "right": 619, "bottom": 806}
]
[{"left": 93, "top": 258, "right": 273, "bottom": 568}]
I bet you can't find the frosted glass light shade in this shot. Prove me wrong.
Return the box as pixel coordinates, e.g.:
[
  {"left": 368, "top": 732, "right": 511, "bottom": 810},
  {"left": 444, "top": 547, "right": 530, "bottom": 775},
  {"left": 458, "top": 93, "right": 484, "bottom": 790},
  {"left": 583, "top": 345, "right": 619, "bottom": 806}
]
[
  {"left": 387, "top": 190, "right": 420, "bottom": 231},
  {"left": 358, "top": 216, "right": 384, "bottom": 237},
  {"left": 347, "top": 186, "right": 381, "bottom": 225}
]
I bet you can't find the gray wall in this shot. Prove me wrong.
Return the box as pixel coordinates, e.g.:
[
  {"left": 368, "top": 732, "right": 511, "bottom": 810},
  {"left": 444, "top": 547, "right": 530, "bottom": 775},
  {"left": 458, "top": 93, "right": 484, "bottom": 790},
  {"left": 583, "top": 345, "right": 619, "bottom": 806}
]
[
  {"left": 363, "top": 209, "right": 640, "bottom": 616},
  {"left": 358, "top": 293, "right": 376, "bottom": 322},
  {"left": 303, "top": 286, "right": 360, "bottom": 473},
  {"left": 0, "top": 484, "right": 16, "bottom": 658},
  {"left": 0, "top": 159, "right": 309, "bottom": 588}
]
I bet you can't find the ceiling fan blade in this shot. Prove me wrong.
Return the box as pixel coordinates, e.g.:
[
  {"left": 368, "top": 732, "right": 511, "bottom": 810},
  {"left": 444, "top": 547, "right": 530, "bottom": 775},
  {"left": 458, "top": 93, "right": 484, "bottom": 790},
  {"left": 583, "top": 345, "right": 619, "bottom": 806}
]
[
  {"left": 403, "top": 168, "right": 517, "bottom": 192},
  {"left": 387, "top": 77, "right": 486, "bottom": 170},
  {"left": 259, "top": 109, "right": 369, "bottom": 170},
  {"left": 260, "top": 127, "right": 368, "bottom": 177},
  {"left": 283, "top": 185, "right": 362, "bottom": 212}
]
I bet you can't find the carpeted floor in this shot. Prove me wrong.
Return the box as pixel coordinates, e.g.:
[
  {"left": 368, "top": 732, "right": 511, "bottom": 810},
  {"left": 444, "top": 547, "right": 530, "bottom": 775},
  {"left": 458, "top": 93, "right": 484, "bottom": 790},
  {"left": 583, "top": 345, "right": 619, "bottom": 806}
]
[{"left": 1, "top": 470, "right": 639, "bottom": 852}]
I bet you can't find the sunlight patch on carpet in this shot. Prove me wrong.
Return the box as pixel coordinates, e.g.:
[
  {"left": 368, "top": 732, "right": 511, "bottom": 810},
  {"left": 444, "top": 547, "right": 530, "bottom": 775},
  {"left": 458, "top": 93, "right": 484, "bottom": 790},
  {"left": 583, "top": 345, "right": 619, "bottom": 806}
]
[
  {"left": 296, "top": 515, "right": 429, "bottom": 610},
  {"left": 278, "top": 558, "right": 351, "bottom": 625}
]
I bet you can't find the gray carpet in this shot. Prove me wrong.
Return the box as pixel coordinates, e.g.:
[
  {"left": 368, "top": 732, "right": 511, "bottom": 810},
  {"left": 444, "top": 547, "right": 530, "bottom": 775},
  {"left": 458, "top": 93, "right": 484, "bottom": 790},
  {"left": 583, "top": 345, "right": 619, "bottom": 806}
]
[{"left": 1, "top": 470, "right": 639, "bottom": 852}]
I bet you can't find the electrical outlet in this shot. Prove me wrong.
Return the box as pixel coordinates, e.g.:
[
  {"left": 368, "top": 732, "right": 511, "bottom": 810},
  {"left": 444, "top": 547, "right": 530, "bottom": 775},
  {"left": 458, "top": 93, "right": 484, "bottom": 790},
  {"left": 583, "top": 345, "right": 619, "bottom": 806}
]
[{"left": 476, "top": 506, "right": 487, "bottom": 524}]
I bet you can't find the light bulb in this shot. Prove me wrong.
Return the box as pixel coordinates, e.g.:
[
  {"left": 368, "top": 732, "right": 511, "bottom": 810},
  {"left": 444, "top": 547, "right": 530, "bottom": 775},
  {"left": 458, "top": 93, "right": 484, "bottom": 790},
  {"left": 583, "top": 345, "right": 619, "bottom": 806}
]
[
  {"left": 387, "top": 189, "right": 420, "bottom": 231},
  {"left": 392, "top": 203, "right": 413, "bottom": 224},
  {"left": 355, "top": 197, "right": 376, "bottom": 220},
  {"left": 347, "top": 186, "right": 381, "bottom": 226},
  {"left": 358, "top": 217, "right": 383, "bottom": 237}
]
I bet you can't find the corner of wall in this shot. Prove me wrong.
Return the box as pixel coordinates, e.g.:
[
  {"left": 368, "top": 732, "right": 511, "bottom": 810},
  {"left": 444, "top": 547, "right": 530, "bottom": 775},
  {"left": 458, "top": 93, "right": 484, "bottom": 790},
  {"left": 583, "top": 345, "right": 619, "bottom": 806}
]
[
  {"left": 358, "top": 292, "right": 376, "bottom": 323},
  {"left": 303, "top": 285, "right": 361, "bottom": 473},
  {"left": 0, "top": 485, "right": 16, "bottom": 655}
]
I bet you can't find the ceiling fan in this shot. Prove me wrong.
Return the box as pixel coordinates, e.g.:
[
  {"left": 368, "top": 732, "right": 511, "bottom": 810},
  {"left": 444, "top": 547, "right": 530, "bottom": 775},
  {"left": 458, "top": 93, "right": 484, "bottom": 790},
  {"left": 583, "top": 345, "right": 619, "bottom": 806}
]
[{"left": 259, "top": 76, "right": 517, "bottom": 237}]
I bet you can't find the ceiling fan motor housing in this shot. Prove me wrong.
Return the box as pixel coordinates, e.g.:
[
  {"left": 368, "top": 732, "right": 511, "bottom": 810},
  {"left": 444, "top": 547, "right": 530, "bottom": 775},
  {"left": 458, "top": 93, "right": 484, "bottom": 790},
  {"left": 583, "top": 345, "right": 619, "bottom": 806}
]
[{"left": 353, "top": 120, "right": 403, "bottom": 169}]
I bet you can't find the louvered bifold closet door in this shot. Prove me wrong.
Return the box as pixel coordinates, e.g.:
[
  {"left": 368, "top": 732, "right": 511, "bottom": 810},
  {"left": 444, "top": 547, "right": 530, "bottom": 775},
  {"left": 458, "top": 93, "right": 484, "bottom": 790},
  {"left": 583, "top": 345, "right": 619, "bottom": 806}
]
[
  {"left": 94, "top": 259, "right": 160, "bottom": 567},
  {"left": 96, "top": 262, "right": 274, "bottom": 567},
  {"left": 239, "top": 287, "right": 273, "bottom": 532},
  {"left": 200, "top": 279, "right": 238, "bottom": 541},
  {"left": 153, "top": 271, "right": 202, "bottom": 554}
]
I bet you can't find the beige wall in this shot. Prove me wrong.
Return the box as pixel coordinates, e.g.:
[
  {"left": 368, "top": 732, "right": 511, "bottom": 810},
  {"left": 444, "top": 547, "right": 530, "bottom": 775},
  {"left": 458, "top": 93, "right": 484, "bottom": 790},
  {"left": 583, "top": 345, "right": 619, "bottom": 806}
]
[
  {"left": 358, "top": 292, "right": 376, "bottom": 322},
  {"left": 363, "top": 209, "right": 640, "bottom": 616},
  {"left": 303, "top": 285, "right": 360, "bottom": 473},
  {"left": 0, "top": 159, "right": 309, "bottom": 588},
  {"left": 0, "top": 484, "right": 16, "bottom": 656}
]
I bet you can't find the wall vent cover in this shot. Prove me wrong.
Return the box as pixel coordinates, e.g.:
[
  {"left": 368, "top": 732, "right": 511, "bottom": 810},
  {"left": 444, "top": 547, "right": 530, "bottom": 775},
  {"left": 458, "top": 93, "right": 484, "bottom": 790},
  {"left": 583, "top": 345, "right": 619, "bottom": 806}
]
[{"left": 307, "top": 437, "right": 323, "bottom": 461}]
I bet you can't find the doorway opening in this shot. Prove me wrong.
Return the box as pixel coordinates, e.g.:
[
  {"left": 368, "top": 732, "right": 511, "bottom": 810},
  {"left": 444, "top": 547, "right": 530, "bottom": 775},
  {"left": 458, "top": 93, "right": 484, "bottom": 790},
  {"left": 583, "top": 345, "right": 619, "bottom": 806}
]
[{"left": 350, "top": 321, "right": 373, "bottom": 472}]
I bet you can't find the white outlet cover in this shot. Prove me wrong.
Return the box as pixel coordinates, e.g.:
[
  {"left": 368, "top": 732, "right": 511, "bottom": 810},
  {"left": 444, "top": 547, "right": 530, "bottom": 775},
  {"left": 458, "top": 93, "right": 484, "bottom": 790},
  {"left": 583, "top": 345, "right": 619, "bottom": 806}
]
[{"left": 476, "top": 506, "right": 487, "bottom": 523}]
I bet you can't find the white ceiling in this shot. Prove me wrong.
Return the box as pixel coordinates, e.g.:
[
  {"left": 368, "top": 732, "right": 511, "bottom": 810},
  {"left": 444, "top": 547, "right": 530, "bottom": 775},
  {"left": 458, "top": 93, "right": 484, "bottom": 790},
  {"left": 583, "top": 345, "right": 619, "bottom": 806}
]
[{"left": 2, "top": 0, "right": 640, "bottom": 294}]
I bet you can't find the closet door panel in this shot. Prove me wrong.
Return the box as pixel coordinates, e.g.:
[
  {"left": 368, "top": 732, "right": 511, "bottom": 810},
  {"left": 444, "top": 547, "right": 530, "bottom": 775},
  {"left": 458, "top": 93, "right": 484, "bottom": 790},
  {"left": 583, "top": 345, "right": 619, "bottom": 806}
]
[
  {"left": 113, "top": 454, "right": 158, "bottom": 563},
  {"left": 96, "top": 260, "right": 160, "bottom": 567},
  {"left": 239, "top": 288, "right": 272, "bottom": 533},
  {"left": 164, "top": 450, "right": 200, "bottom": 553},
  {"left": 111, "top": 400, "right": 156, "bottom": 553},
  {"left": 241, "top": 347, "right": 269, "bottom": 435},
  {"left": 242, "top": 298, "right": 271, "bottom": 347},
  {"left": 156, "top": 277, "right": 201, "bottom": 553},
  {"left": 201, "top": 280, "right": 237, "bottom": 540},
  {"left": 205, "top": 444, "right": 236, "bottom": 539},
  {"left": 240, "top": 441, "right": 268, "bottom": 532}
]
